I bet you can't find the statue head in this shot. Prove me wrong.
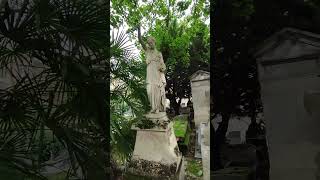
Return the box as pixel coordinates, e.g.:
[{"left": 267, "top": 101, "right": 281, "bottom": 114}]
[{"left": 147, "top": 37, "right": 156, "bottom": 49}]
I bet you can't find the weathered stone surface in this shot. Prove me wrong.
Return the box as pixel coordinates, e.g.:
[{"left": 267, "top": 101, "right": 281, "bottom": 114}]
[
  {"left": 190, "top": 70, "right": 210, "bottom": 128},
  {"left": 144, "top": 36, "right": 167, "bottom": 114},
  {"left": 200, "top": 122, "right": 210, "bottom": 180},
  {"left": 194, "top": 128, "right": 201, "bottom": 159},
  {"left": 129, "top": 119, "right": 182, "bottom": 178},
  {"left": 254, "top": 28, "right": 320, "bottom": 180}
]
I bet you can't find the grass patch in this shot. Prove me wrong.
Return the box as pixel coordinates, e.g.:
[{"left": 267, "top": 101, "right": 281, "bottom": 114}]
[
  {"left": 186, "top": 159, "right": 203, "bottom": 177},
  {"left": 173, "top": 115, "right": 188, "bottom": 138},
  {"left": 182, "top": 129, "right": 191, "bottom": 145}
]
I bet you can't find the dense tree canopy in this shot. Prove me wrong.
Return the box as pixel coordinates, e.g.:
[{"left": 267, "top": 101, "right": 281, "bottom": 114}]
[{"left": 112, "top": 0, "right": 210, "bottom": 115}]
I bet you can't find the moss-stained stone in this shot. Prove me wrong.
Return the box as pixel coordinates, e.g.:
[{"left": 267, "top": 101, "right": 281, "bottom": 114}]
[{"left": 127, "top": 159, "right": 179, "bottom": 179}]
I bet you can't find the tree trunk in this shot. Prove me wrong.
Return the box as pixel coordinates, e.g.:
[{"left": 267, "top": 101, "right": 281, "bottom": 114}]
[
  {"left": 168, "top": 96, "right": 180, "bottom": 116},
  {"left": 247, "top": 99, "right": 258, "bottom": 140}
]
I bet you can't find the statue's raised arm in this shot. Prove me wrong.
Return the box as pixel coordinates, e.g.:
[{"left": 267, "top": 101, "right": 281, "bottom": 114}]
[{"left": 137, "top": 25, "right": 147, "bottom": 51}]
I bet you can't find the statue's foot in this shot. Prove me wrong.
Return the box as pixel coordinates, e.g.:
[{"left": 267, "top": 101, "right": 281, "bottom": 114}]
[{"left": 155, "top": 109, "right": 159, "bottom": 113}]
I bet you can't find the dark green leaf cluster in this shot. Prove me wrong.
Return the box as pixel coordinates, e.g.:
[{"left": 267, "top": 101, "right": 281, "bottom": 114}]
[{"left": 0, "top": 0, "right": 109, "bottom": 179}]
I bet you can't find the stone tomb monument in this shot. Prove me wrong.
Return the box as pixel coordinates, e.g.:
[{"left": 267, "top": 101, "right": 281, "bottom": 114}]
[
  {"left": 190, "top": 70, "right": 210, "bottom": 158},
  {"left": 253, "top": 28, "right": 320, "bottom": 180},
  {"left": 190, "top": 70, "right": 210, "bottom": 179},
  {"left": 128, "top": 36, "right": 182, "bottom": 179},
  {"left": 190, "top": 70, "right": 210, "bottom": 128}
]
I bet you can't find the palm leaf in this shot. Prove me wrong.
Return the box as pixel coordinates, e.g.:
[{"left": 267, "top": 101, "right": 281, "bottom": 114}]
[{"left": 0, "top": 0, "right": 109, "bottom": 179}]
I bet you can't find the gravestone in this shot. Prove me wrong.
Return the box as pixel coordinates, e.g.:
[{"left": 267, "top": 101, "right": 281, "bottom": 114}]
[
  {"left": 190, "top": 70, "right": 210, "bottom": 179},
  {"left": 227, "top": 131, "right": 242, "bottom": 145},
  {"left": 253, "top": 28, "right": 320, "bottom": 180},
  {"left": 190, "top": 70, "right": 210, "bottom": 128},
  {"left": 190, "top": 70, "right": 210, "bottom": 159}
]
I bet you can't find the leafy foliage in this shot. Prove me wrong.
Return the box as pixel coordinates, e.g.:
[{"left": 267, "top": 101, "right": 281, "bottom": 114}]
[
  {"left": 186, "top": 159, "right": 203, "bottom": 177},
  {"left": 0, "top": 0, "right": 108, "bottom": 179},
  {"left": 112, "top": 0, "right": 210, "bottom": 115},
  {"left": 109, "top": 27, "right": 149, "bottom": 177}
]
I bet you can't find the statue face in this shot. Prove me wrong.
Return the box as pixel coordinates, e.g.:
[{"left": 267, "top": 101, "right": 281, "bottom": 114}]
[{"left": 147, "top": 37, "right": 156, "bottom": 49}]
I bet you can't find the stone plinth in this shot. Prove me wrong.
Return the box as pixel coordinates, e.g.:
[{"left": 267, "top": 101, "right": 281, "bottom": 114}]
[{"left": 128, "top": 112, "right": 182, "bottom": 179}]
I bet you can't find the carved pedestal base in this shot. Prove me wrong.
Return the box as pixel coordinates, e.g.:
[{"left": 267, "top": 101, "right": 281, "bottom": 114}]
[{"left": 128, "top": 113, "right": 182, "bottom": 179}]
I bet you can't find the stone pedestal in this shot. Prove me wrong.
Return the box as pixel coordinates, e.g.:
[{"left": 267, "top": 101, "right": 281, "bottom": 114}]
[{"left": 128, "top": 112, "right": 182, "bottom": 179}]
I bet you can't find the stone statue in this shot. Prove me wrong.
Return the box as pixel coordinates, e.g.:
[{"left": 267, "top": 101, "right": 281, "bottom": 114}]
[{"left": 138, "top": 27, "right": 166, "bottom": 114}]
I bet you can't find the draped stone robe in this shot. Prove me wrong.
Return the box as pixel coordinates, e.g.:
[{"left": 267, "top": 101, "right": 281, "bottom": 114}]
[{"left": 145, "top": 47, "right": 166, "bottom": 113}]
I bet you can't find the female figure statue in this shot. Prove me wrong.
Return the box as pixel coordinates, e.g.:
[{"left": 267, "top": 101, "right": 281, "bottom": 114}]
[{"left": 138, "top": 27, "right": 166, "bottom": 113}]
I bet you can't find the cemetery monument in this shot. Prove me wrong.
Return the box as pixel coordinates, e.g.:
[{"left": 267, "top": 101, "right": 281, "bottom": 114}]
[{"left": 128, "top": 34, "right": 182, "bottom": 179}]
